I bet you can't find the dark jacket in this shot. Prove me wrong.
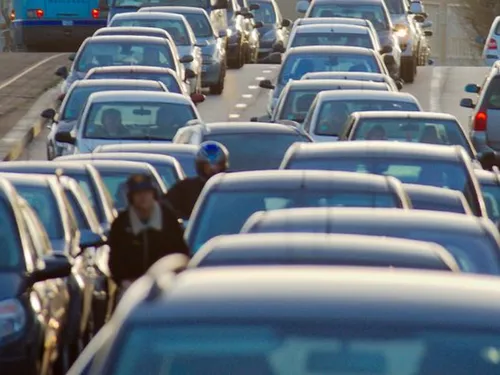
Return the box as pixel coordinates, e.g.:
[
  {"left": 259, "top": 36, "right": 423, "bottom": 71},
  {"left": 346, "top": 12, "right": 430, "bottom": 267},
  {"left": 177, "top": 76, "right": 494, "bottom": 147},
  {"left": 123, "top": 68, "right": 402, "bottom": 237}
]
[
  {"left": 163, "top": 177, "right": 205, "bottom": 219},
  {"left": 108, "top": 204, "right": 189, "bottom": 284}
]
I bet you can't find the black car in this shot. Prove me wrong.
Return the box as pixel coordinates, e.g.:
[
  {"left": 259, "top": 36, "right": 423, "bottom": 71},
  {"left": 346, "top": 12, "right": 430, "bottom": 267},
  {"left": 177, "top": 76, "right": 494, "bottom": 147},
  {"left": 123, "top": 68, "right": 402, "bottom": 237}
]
[{"left": 0, "top": 176, "right": 72, "bottom": 375}]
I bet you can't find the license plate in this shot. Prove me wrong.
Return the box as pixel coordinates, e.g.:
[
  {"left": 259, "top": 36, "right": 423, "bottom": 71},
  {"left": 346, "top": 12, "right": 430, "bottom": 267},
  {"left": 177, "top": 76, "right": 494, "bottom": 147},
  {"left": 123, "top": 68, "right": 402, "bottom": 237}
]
[{"left": 62, "top": 20, "right": 73, "bottom": 26}]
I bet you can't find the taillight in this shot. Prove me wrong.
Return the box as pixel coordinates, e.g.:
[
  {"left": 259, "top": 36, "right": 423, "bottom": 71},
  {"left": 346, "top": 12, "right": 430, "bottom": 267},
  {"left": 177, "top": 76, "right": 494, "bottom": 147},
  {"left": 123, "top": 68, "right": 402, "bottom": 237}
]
[
  {"left": 488, "top": 38, "right": 497, "bottom": 50},
  {"left": 474, "top": 110, "right": 487, "bottom": 131},
  {"left": 91, "top": 8, "right": 99, "bottom": 18},
  {"left": 27, "top": 9, "right": 43, "bottom": 18}
]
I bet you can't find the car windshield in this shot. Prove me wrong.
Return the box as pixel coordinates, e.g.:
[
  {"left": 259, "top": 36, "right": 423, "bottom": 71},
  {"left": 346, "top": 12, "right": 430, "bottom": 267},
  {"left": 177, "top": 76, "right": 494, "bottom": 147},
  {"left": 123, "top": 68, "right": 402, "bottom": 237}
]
[
  {"left": 309, "top": 4, "right": 390, "bottom": 31},
  {"left": 0, "top": 197, "right": 22, "bottom": 270},
  {"left": 204, "top": 133, "right": 310, "bottom": 171},
  {"left": 83, "top": 101, "right": 197, "bottom": 141},
  {"left": 64, "top": 189, "right": 92, "bottom": 230},
  {"left": 64, "top": 172, "right": 104, "bottom": 222},
  {"left": 15, "top": 185, "right": 64, "bottom": 240},
  {"left": 110, "top": 18, "right": 190, "bottom": 45},
  {"left": 87, "top": 72, "right": 181, "bottom": 93},
  {"left": 190, "top": 190, "right": 399, "bottom": 251},
  {"left": 62, "top": 85, "right": 163, "bottom": 121},
  {"left": 182, "top": 13, "right": 213, "bottom": 38},
  {"left": 314, "top": 99, "right": 420, "bottom": 136},
  {"left": 291, "top": 32, "right": 374, "bottom": 48},
  {"left": 251, "top": 2, "right": 276, "bottom": 24},
  {"left": 351, "top": 118, "right": 474, "bottom": 157},
  {"left": 279, "top": 89, "right": 321, "bottom": 122},
  {"left": 113, "top": 0, "right": 209, "bottom": 8},
  {"left": 278, "top": 53, "right": 380, "bottom": 85},
  {"left": 75, "top": 41, "right": 175, "bottom": 72},
  {"left": 150, "top": 164, "right": 179, "bottom": 187},
  {"left": 481, "top": 183, "right": 500, "bottom": 221},
  {"left": 98, "top": 171, "right": 155, "bottom": 210},
  {"left": 385, "top": 0, "right": 405, "bottom": 14},
  {"left": 410, "top": 198, "right": 467, "bottom": 214},
  {"left": 109, "top": 322, "right": 500, "bottom": 375}
]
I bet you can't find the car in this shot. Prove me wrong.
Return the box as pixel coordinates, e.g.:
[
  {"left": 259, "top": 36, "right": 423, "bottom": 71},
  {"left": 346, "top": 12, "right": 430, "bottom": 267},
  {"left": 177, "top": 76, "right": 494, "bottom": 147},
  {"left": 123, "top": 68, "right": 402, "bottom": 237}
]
[
  {"left": 0, "top": 177, "right": 72, "bottom": 375},
  {"left": 190, "top": 232, "right": 460, "bottom": 271},
  {"left": 475, "top": 168, "right": 500, "bottom": 224},
  {"left": 281, "top": 141, "right": 487, "bottom": 217},
  {"left": 93, "top": 25, "right": 176, "bottom": 45},
  {"left": 41, "top": 79, "right": 168, "bottom": 161},
  {"left": 302, "top": 70, "right": 400, "bottom": 89},
  {"left": 56, "top": 35, "right": 189, "bottom": 96},
  {"left": 55, "top": 152, "right": 185, "bottom": 189},
  {"left": 93, "top": 143, "right": 198, "bottom": 177},
  {"left": 173, "top": 122, "right": 312, "bottom": 171},
  {"left": 108, "top": 12, "right": 203, "bottom": 92},
  {"left": 301, "top": 90, "right": 422, "bottom": 141},
  {"left": 403, "top": 183, "right": 473, "bottom": 215},
  {"left": 82, "top": 266, "right": 500, "bottom": 374},
  {"left": 249, "top": 0, "right": 291, "bottom": 59},
  {"left": 460, "top": 64, "right": 500, "bottom": 156},
  {"left": 56, "top": 160, "right": 167, "bottom": 211},
  {"left": 0, "top": 161, "right": 117, "bottom": 231},
  {"left": 0, "top": 173, "right": 104, "bottom": 369},
  {"left": 258, "top": 79, "right": 391, "bottom": 124},
  {"left": 186, "top": 169, "right": 411, "bottom": 252},
  {"left": 260, "top": 45, "right": 393, "bottom": 116},
  {"left": 297, "top": 0, "right": 407, "bottom": 79},
  {"left": 339, "top": 111, "right": 477, "bottom": 160},
  {"left": 242, "top": 207, "right": 500, "bottom": 275},
  {"left": 481, "top": 15, "right": 500, "bottom": 66},
  {"left": 139, "top": 6, "right": 227, "bottom": 94},
  {"left": 55, "top": 91, "right": 202, "bottom": 153}
]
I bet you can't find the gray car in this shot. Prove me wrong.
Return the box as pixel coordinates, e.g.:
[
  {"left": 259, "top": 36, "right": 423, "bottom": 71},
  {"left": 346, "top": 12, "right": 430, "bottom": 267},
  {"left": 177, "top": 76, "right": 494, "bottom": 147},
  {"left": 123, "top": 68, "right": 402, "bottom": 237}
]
[
  {"left": 403, "top": 183, "right": 473, "bottom": 215},
  {"left": 81, "top": 266, "right": 500, "bottom": 374},
  {"left": 186, "top": 169, "right": 412, "bottom": 253},
  {"left": 281, "top": 141, "right": 487, "bottom": 217},
  {"left": 41, "top": 79, "right": 168, "bottom": 160},
  {"left": 241, "top": 207, "right": 500, "bottom": 275},
  {"left": 190, "top": 232, "right": 459, "bottom": 271}
]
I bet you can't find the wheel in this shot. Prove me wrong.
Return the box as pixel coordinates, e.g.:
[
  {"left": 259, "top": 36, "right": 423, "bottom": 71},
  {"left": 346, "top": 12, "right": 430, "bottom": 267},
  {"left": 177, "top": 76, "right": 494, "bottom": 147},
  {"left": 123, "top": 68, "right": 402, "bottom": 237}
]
[
  {"left": 47, "top": 145, "right": 54, "bottom": 161},
  {"left": 228, "top": 42, "right": 244, "bottom": 69},
  {"left": 209, "top": 66, "right": 225, "bottom": 95},
  {"left": 401, "top": 56, "right": 416, "bottom": 83}
]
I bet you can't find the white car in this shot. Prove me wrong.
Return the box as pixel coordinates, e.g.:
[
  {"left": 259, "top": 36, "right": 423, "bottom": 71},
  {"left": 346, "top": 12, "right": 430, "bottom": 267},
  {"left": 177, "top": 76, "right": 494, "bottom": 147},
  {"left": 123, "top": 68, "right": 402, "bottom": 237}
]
[
  {"left": 482, "top": 16, "right": 500, "bottom": 66},
  {"left": 108, "top": 12, "right": 203, "bottom": 93},
  {"left": 301, "top": 89, "right": 422, "bottom": 142},
  {"left": 54, "top": 91, "right": 202, "bottom": 154},
  {"left": 302, "top": 71, "right": 401, "bottom": 90}
]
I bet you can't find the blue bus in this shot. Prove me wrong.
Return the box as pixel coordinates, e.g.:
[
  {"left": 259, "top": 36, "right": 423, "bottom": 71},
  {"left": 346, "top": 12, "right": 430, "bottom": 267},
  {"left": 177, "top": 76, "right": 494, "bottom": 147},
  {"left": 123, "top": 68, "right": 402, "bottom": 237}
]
[{"left": 9, "top": 0, "right": 108, "bottom": 51}]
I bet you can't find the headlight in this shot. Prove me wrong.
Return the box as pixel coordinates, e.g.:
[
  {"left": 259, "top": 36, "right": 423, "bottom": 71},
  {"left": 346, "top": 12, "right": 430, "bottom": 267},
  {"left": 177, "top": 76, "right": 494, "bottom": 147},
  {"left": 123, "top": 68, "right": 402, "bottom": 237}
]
[
  {"left": 0, "top": 299, "right": 26, "bottom": 340},
  {"left": 394, "top": 24, "right": 408, "bottom": 39},
  {"left": 261, "top": 30, "right": 276, "bottom": 42}
]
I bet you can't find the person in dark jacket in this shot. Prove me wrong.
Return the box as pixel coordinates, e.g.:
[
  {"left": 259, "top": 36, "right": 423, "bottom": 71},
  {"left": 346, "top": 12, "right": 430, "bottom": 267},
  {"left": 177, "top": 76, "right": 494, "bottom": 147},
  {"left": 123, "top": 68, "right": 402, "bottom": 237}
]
[
  {"left": 164, "top": 141, "right": 229, "bottom": 219},
  {"left": 108, "top": 173, "right": 189, "bottom": 291}
]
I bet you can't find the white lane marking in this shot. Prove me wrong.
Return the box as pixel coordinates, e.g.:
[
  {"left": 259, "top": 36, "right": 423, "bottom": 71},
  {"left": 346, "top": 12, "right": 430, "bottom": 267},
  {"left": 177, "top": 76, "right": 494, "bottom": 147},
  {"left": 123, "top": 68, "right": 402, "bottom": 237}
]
[
  {"left": 229, "top": 113, "right": 240, "bottom": 119},
  {"left": 235, "top": 103, "right": 247, "bottom": 109},
  {"left": 248, "top": 85, "right": 258, "bottom": 90},
  {"left": 429, "top": 67, "right": 443, "bottom": 112},
  {"left": 255, "top": 76, "right": 265, "bottom": 81},
  {"left": 262, "top": 70, "right": 272, "bottom": 74},
  {"left": 0, "top": 53, "right": 66, "bottom": 91},
  {"left": 242, "top": 94, "right": 253, "bottom": 99}
]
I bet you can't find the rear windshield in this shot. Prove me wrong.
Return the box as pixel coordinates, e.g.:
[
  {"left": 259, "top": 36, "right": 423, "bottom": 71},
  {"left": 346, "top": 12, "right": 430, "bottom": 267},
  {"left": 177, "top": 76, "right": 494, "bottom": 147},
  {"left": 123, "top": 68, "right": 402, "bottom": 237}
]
[
  {"left": 110, "top": 18, "right": 190, "bottom": 45},
  {"left": 291, "top": 32, "right": 374, "bottom": 49},
  {"left": 410, "top": 198, "right": 467, "bottom": 214},
  {"left": 182, "top": 12, "right": 213, "bottom": 38},
  {"left": 482, "top": 76, "right": 500, "bottom": 109},
  {"left": 309, "top": 3, "right": 389, "bottom": 31},
  {"left": 481, "top": 183, "right": 500, "bottom": 221},
  {"left": 86, "top": 72, "right": 181, "bottom": 93}
]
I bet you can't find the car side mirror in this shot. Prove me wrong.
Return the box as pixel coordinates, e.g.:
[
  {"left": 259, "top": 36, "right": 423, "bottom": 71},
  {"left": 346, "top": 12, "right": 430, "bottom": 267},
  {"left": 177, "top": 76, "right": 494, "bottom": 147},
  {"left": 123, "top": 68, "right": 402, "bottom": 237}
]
[
  {"left": 180, "top": 55, "right": 194, "bottom": 63},
  {"left": 254, "top": 21, "right": 263, "bottom": 28},
  {"left": 211, "top": 0, "right": 228, "bottom": 10},
  {"left": 55, "top": 131, "right": 76, "bottom": 145},
  {"left": 272, "top": 43, "right": 286, "bottom": 53},
  {"left": 459, "top": 98, "right": 475, "bottom": 108},
  {"left": 190, "top": 92, "right": 205, "bottom": 104},
  {"left": 41, "top": 108, "right": 56, "bottom": 120},
  {"left": 259, "top": 79, "right": 275, "bottom": 90},
  {"left": 98, "top": 0, "right": 109, "bottom": 11},
  {"left": 379, "top": 45, "right": 393, "bottom": 54},
  {"left": 250, "top": 116, "right": 259, "bottom": 122},
  {"left": 414, "top": 14, "right": 425, "bottom": 23},
  {"left": 281, "top": 18, "right": 291, "bottom": 28},
  {"left": 296, "top": 0, "right": 309, "bottom": 14},
  {"left": 68, "top": 53, "right": 76, "bottom": 61},
  {"left": 421, "top": 20, "right": 433, "bottom": 29},
  {"left": 465, "top": 83, "right": 480, "bottom": 93},
  {"left": 424, "top": 30, "right": 432, "bottom": 37},
  {"left": 30, "top": 254, "right": 72, "bottom": 284},
  {"left": 249, "top": 3, "right": 260, "bottom": 10},
  {"left": 80, "top": 229, "right": 107, "bottom": 250},
  {"left": 218, "top": 29, "right": 227, "bottom": 38},
  {"left": 259, "top": 52, "right": 281, "bottom": 64},
  {"left": 184, "top": 68, "right": 196, "bottom": 80},
  {"left": 55, "top": 66, "right": 68, "bottom": 79}
]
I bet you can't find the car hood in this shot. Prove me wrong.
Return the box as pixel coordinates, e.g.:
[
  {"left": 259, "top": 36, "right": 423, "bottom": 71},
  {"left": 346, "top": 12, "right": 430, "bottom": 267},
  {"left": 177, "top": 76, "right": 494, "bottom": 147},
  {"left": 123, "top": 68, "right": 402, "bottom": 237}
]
[{"left": 0, "top": 273, "right": 24, "bottom": 300}]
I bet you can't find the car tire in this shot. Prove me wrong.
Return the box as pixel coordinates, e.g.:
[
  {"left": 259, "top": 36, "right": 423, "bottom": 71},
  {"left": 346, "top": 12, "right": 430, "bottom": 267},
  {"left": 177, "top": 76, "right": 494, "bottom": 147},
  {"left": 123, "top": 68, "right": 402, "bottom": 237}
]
[
  {"left": 228, "top": 42, "right": 244, "bottom": 69},
  {"left": 401, "top": 56, "right": 416, "bottom": 83},
  {"left": 47, "top": 145, "right": 54, "bottom": 161},
  {"left": 209, "top": 68, "right": 225, "bottom": 95}
]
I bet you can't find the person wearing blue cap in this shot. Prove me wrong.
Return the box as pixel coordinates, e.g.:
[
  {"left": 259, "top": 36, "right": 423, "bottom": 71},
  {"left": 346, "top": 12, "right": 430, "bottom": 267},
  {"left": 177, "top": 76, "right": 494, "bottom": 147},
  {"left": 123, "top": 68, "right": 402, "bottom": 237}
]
[{"left": 108, "top": 173, "right": 189, "bottom": 295}]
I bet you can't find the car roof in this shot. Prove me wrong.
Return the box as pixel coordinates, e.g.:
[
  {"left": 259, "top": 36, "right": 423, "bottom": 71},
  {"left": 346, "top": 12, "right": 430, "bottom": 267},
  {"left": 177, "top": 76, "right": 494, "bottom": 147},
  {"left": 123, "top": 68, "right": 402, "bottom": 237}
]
[
  {"left": 313, "top": 0, "right": 384, "bottom": 4},
  {"left": 130, "top": 266, "right": 500, "bottom": 326},
  {"left": 0, "top": 161, "right": 90, "bottom": 173},
  {"left": 287, "top": 140, "right": 463, "bottom": 161},
  {"left": 206, "top": 170, "right": 396, "bottom": 192},
  {"left": 87, "top": 91, "right": 190, "bottom": 104},
  {"left": 0, "top": 172, "right": 55, "bottom": 187},
  {"left": 96, "top": 143, "right": 198, "bottom": 154},
  {"left": 294, "top": 24, "right": 371, "bottom": 33},
  {"left": 72, "top": 79, "right": 165, "bottom": 89},
  {"left": 352, "top": 111, "right": 458, "bottom": 120},
  {"left": 287, "top": 79, "right": 388, "bottom": 90},
  {"left": 56, "top": 160, "right": 153, "bottom": 173},
  {"left": 295, "top": 17, "right": 373, "bottom": 26},
  {"left": 56, "top": 152, "right": 179, "bottom": 165},
  {"left": 190, "top": 233, "right": 459, "bottom": 271},
  {"left": 287, "top": 45, "right": 375, "bottom": 55},
  {"left": 243, "top": 207, "right": 490, "bottom": 235},
  {"left": 317, "top": 90, "right": 417, "bottom": 101},
  {"left": 110, "top": 11, "right": 185, "bottom": 21},
  {"left": 94, "top": 26, "right": 169, "bottom": 36},
  {"left": 87, "top": 65, "right": 177, "bottom": 75},
  {"left": 198, "top": 122, "right": 308, "bottom": 135},
  {"left": 475, "top": 169, "right": 498, "bottom": 183},
  {"left": 140, "top": 6, "right": 207, "bottom": 15},
  {"left": 87, "top": 35, "right": 168, "bottom": 44}
]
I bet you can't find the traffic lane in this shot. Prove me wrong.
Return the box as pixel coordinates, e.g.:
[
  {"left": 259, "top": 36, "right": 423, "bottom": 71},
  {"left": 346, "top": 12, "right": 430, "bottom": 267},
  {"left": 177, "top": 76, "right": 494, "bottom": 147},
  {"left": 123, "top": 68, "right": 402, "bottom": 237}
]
[{"left": 275, "top": 0, "right": 300, "bottom": 22}]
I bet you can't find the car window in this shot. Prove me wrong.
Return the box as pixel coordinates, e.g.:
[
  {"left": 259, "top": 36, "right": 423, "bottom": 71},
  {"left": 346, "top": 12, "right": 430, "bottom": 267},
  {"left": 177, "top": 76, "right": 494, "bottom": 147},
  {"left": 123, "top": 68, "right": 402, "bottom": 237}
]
[
  {"left": 110, "top": 18, "right": 190, "bottom": 45},
  {"left": 152, "top": 164, "right": 180, "bottom": 188},
  {"left": 251, "top": 1, "right": 276, "bottom": 24},
  {"left": 315, "top": 99, "right": 420, "bottom": 136},
  {"left": 384, "top": 0, "right": 405, "bottom": 14},
  {"left": 482, "top": 76, "right": 500, "bottom": 109},
  {"left": 84, "top": 101, "right": 197, "bottom": 141},
  {"left": 309, "top": 3, "right": 390, "bottom": 31},
  {"left": 410, "top": 198, "right": 467, "bottom": 214},
  {"left": 182, "top": 13, "right": 213, "bottom": 37},
  {"left": 87, "top": 72, "right": 182, "bottom": 93},
  {"left": 279, "top": 89, "right": 320, "bottom": 122},
  {"left": 0, "top": 198, "right": 23, "bottom": 270},
  {"left": 291, "top": 32, "right": 374, "bottom": 49},
  {"left": 481, "top": 183, "right": 500, "bottom": 221},
  {"left": 75, "top": 42, "right": 175, "bottom": 72},
  {"left": 23, "top": 206, "right": 52, "bottom": 257},
  {"left": 191, "top": 190, "right": 400, "bottom": 252},
  {"left": 64, "top": 189, "right": 92, "bottom": 231}
]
